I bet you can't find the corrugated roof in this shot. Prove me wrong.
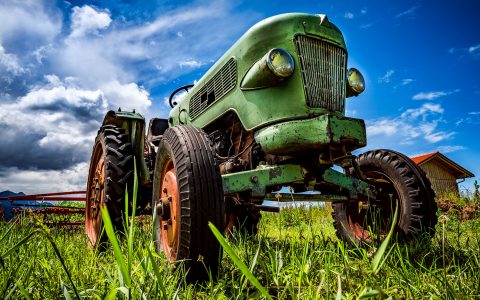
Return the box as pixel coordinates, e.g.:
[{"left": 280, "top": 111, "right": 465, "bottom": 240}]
[{"left": 410, "top": 152, "right": 475, "bottom": 179}]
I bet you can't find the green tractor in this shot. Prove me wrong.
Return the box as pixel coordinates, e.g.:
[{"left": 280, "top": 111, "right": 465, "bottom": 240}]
[{"left": 85, "top": 13, "right": 438, "bottom": 281}]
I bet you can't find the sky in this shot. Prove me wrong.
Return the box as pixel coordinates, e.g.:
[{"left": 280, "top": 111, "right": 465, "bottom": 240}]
[{"left": 0, "top": 0, "right": 478, "bottom": 194}]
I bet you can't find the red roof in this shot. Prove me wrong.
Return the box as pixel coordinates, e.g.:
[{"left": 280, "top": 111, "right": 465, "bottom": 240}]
[
  {"left": 410, "top": 152, "right": 474, "bottom": 179},
  {"left": 410, "top": 152, "right": 438, "bottom": 165}
]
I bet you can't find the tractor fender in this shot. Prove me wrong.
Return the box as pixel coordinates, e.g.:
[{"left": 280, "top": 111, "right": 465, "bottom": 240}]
[{"left": 101, "top": 110, "right": 151, "bottom": 188}]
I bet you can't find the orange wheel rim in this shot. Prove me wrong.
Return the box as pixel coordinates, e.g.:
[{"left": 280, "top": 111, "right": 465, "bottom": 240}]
[
  {"left": 86, "top": 144, "right": 105, "bottom": 246},
  {"left": 159, "top": 160, "right": 180, "bottom": 261}
]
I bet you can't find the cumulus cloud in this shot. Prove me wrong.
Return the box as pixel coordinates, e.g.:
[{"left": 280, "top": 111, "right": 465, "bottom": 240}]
[
  {"left": 0, "top": 0, "right": 61, "bottom": 45},
  {"left": 344, "top": 12, "right": 354, "bottom": 19},
  {"left": 0, "top": 45, "right": 25, "bottom": 76},
  {"left": 412, "top": 89, "right": 459, "bottom": 100},
  {"left": 378, "top": 69, "right": 394, "bottom": 83},
  {"left": 367, "top": 103, "right": 454, "bottom": 147},
  {"left": 69, "top": 6, "right": 112, "bottom": 38},
  {"left": 0, "top": 163, "right": 89, "bottom": 194},
  {"left": 0, "top": 76, "right": 107, "bottom": 170},
  {"left": 0, "top": 0, "right": 254, "bottom": 192}
]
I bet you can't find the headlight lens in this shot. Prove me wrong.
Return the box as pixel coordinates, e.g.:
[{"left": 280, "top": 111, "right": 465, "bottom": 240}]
[
  {"left": 265, "top": 48, "right": 295, "bottom": 77},
  {"left": 347, "top": 68, "right": 365, "bottom": 96}
]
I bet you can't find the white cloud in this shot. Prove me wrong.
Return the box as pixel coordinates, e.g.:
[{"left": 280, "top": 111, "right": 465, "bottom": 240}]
[
  {"left": 0, "top": 1, "right": 61, "bottom": 44},
  {"left": 0, "top": 44, "right": 25, "bottom": 75},
  {"left": 378, "top": 69, "right": 394, "bottom": 83},
  {"left": 424, "top": 131, "right": 454, "bottom": 143},
  {"left": 436, "top": 145, "right": 466, "bottom": 153},
  {"left": 360, "top": 8, "right": 368, "bottom": 15},
  {"left": 367, "top": 103, "right": 453, "bottom": 146},
  {"left": 100, "top": 80, "right": 151, "bottom": 112},
  {"left": 412, "top": 89, "right": 459, "bottom": 100},
  {"left": 395, "top": 5, "right": 420, "bottom": 19},
  {"left": 179, "top": 59, "right": 204, "bottom": 68},
  {"left": 401, "top": 78, "right": 414, "bottom": 86},
  {"left": 468, "top": 111, "right": 480, "bottom": 115},
  {"left": 344, "top": 12, "right": 354, "bottom": 19},
  {"left": 0, "top": 0, "right": 256, "bottom": 193},
  {"left": 69, "top": 6, "right": 112, "bottom": 38},
  {"left": 0, "top": 163, "right": 89, "bottom": 194},
  {"left": 468, "top": 44, "right": 480, "bottom": 53}
]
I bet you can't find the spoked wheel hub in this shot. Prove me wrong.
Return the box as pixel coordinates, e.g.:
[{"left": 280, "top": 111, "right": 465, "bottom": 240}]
[{"left": 158, "top": 160, "right": 179, "bottom": 261}]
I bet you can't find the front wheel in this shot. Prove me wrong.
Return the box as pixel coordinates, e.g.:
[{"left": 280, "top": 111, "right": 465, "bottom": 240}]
[
  {"left": 332, "top": 149, "right": 438, "bottom": 245},
  {"left": 152, "top": 125, "right": 224, "bottom": 282}
]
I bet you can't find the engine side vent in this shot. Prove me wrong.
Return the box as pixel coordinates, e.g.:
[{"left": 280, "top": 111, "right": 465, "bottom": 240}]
[
  {"left": 189, "top": 58, "right": 237, "bottom": 119},
  {"left": 295, "top": 35, "right": 347, "bottom": 112}
]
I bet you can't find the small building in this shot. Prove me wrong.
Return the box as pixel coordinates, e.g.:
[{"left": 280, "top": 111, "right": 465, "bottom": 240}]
[{"left": 410, "top": 152, "right": 474, "bottom": 196}]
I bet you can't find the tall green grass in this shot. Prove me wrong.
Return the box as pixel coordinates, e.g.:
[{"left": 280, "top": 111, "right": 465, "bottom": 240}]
[{"left": 1, "top": 192, "right": 479, "bottom": 298}]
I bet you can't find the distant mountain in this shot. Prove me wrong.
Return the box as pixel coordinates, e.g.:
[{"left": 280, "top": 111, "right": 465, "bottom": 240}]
[
  {"left": 0, "top": 190, "right": 39, "bottom": 221},
  {"left": 0, "top": 190, "right": 25, "bottom": 197}
]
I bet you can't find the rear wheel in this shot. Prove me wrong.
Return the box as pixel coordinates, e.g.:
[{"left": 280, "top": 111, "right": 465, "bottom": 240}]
[
  {"left": 152, "top": 125, "right": 224, "bottom": 282},
  {"left": 332, "top": 149, "right": 437, "bottom": 245},
  {"left": 85, "top": 125, "right": 133, "bottom": 246},
  {"left": 225, "top": 198, "right": 261, "bottom": 236}
]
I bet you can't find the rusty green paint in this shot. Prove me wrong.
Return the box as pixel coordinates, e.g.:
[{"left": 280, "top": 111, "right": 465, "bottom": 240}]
[
  {"left": 264, "top": 193, "right": 348, "bottom": 202},
  {"left": 222, "top": 164, "right": 305, "bottom": 196},
  {"left": 322, "top": 168, "right": 372, "bottom": 198},
  {"left": 254, "top": 114, "right": 366, "bottom": 155},
  {"left": 222, "top": 163, "right": 372, "bottom": 200},
  {"left": 169, "top": 13, "right": 347, "bottom": 131}
]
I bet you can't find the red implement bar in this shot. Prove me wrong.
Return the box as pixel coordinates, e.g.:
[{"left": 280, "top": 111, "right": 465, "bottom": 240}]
[{"left": 0, "top": 191, "right": 86, "bottom": 202}]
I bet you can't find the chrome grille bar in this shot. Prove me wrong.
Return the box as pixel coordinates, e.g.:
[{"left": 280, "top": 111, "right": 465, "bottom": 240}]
[{"left": 295, "top": 35, "right": 347, "bottom": 111}]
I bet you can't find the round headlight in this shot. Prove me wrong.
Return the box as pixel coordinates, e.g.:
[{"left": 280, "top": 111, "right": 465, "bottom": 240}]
[
  {"left": 347, "top": 68, "right": 365, "bottom": 96},
  {"left": 265, "top": 48, "right": 295, "bottom": 78}
]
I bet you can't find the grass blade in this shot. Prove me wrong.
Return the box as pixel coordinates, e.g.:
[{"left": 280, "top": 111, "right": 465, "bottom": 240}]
[
  {"left": 372, "top": 204, "right": 398, "bottom": 274},
  {"left": 101, "top": 206, "right": 131, "bottom": 286},
  {"left": 147, "top": 248, "right": 167, "bottom": 299},
  {"left": 208, "top": 222, "right": 272, "bottom": 300},
  {"left": 1, "top": 230, "right": 39, "bottom": 259}
]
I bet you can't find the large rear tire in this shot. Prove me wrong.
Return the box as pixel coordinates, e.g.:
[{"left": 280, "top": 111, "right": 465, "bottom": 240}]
[
  {"left": 85, "top": 125, "right": 133, "bottom": 247},
  {"left": 152, "top": 125, "right": 224, "bottom": 282},
  {"left": 332, "top": 149, "right": 438, "bottom": 245}
]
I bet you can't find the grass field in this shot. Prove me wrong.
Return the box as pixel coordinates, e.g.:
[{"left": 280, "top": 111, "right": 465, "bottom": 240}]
[{"left": 1, "top": 201, "right": 479, "bottom": 299}]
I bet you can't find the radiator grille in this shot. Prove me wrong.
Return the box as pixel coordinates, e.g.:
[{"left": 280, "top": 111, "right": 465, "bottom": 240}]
[
  {"left": 295, "top": 35, "right": 347, "bottom": 111},
  {"left": 189, "top": 58, "right": 237, "bottom": 119}
]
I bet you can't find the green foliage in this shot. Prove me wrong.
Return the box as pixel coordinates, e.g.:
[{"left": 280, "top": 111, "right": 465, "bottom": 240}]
[{"left": 1, "top": 187, "right": 479, "bottom": 299}]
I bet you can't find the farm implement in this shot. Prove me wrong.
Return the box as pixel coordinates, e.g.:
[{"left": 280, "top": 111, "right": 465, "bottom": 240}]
[
  {"left": 0, "top": 191, "right": 86, "bottom": 226},
  {"left": 84, "top": 13, "right": 438, "bottom": 282}
]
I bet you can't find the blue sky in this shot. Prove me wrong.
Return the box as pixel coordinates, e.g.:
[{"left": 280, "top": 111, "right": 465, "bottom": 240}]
[{"left": 0, "top": 0, "right": 478, "bottom": 193}]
